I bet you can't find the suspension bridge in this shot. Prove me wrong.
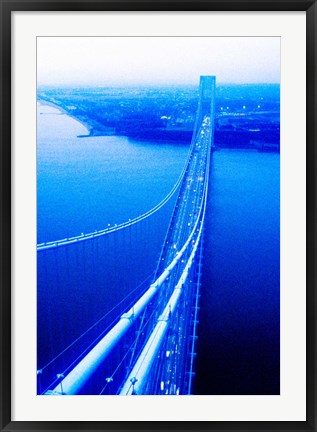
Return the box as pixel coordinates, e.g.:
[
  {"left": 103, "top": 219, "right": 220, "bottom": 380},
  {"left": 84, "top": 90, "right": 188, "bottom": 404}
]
[{"left": 37, "top": 75, "right": 216, "bottom": 396}]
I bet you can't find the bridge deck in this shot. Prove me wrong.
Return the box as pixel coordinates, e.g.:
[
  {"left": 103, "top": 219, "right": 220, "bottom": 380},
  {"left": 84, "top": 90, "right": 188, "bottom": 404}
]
[
  {"left": 120, "top": 113, "right": 214, "bottom": 395},
  {"left": 43, "top": 76, "right": 216, "bottom": 396}
]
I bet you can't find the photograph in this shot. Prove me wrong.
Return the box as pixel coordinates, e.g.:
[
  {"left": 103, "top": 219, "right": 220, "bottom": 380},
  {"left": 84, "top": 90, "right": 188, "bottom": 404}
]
[{"left": 36, "top": 36, "right": 280, "bottom": 396}]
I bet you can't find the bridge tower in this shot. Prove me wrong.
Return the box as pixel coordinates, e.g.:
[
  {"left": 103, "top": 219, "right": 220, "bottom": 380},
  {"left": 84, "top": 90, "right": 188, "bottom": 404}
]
[{"left": 193, "top": 76, "right": 216, "bottom": 148}]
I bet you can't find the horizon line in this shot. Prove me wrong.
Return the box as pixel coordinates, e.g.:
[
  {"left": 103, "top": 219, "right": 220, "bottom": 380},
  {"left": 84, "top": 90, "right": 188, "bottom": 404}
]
[{"left": 37, "top": 82, "right": 281, "bottom": 88}]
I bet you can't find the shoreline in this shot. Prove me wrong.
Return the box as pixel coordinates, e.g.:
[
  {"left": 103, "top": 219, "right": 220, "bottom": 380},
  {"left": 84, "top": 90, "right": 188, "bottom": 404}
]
[
  {"left": 37, "top": 99, "right": 280, "bottom": 152},
  {"left": 38, "top": 99, "right": 91, "bottom": 136}
]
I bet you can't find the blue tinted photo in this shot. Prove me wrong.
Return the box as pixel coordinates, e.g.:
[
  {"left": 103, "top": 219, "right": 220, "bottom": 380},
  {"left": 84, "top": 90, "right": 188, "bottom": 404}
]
[{"left": 37, "top": 37, "right": 280, "bottom": 396}]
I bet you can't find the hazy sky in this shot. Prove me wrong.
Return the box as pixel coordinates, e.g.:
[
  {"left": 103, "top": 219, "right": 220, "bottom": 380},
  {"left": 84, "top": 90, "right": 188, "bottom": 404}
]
[{"left": 37, "top": 37, "right": 280, "bottom": 86}]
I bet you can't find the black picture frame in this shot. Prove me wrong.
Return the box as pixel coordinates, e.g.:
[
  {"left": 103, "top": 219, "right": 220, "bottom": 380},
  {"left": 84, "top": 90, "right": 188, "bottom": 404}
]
[{"left": 1, "top": 1, "right": 316, "bottom": 430}]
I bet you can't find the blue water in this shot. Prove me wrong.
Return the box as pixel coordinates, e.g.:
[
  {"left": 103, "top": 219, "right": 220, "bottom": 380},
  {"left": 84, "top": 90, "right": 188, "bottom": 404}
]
[
  {"left": 37, "top": 104, "right": 189, "bottom": 243},
  {"left": 195, "top": 150, "right": 280, "bottom": 395},
  {"left": 37, "top": 104, "right": 280, "bottom": 395}
]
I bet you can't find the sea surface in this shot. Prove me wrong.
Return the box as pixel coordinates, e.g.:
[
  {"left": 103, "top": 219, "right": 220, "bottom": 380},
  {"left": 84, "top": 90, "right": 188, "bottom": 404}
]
[
  {"left": 37, "top": 103, "right": 280, "bottom": 395},
  {"left": 37, "top": 104, "right": 189, "bottom": 243},
  {"left": 195, "top": 150, "right": 280, "bottom": 395}
]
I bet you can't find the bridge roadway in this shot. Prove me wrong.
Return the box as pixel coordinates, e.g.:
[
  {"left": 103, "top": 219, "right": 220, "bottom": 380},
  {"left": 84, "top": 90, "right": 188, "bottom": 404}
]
[
  {"left": 119, "top": 116, "right": 212, "bottom": 395},
  {"left": 153, "top": 118, "right": 211, "bottom": 317},
  {"left": 47, "top": 76, "right": 215, "bottom": 395},
  {"left": 157, "top": 119, "right": 210, "bottom": 276}
]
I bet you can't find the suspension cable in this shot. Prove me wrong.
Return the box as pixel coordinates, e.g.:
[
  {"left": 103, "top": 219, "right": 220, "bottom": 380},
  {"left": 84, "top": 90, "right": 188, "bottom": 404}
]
[{"left": 38, "top": 271, "right": 154, "bottom": 373}]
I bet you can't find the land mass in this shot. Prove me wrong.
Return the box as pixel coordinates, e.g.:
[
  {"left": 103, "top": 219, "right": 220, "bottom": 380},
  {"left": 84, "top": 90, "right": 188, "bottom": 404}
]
[{"left": 38, "top": 84, "right": 280, "bottom": 151}]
